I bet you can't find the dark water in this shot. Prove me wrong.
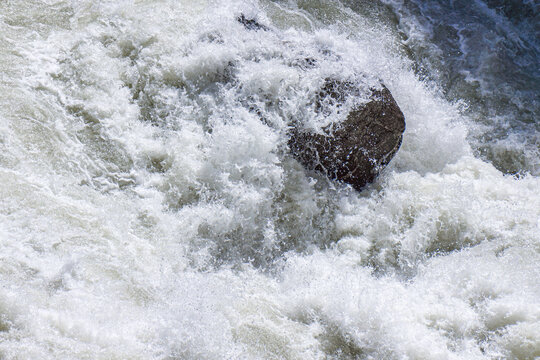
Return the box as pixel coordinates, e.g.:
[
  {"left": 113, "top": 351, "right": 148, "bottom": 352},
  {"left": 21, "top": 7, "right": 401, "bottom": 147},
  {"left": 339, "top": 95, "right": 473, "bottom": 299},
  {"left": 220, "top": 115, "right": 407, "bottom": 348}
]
[{"left": 378, "top": 0, "right": 540, "bottom": 175}]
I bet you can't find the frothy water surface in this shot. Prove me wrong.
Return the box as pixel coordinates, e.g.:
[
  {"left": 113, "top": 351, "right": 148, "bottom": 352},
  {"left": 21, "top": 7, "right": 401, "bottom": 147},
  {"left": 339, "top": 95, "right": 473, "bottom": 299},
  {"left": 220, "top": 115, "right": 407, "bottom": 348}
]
[{"left": 0, "top": 0, "right": 539, "bottom": 359}]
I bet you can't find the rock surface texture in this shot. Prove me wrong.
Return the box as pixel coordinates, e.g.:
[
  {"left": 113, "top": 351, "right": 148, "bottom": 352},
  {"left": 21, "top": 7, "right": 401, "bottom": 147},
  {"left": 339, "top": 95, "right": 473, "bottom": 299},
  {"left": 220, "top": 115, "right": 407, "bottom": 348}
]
[
  {"left": 289, "top": 79, "right": 406, "bottom": 191},
  {"left": 237, "top": 14, "right": 269, "bottom": 31}
]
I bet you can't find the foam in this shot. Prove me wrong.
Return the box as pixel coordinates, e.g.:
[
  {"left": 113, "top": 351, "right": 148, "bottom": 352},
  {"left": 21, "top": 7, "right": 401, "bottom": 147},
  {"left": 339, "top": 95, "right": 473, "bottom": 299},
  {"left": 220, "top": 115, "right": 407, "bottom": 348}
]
[{"left": 0, "top": 0, "right": 538, "bottom": 358}]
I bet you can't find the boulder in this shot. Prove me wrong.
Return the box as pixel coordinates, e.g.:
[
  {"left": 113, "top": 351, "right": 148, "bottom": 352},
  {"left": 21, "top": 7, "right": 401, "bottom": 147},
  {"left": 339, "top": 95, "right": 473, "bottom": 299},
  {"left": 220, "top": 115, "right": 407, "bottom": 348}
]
[{"left": 289, "top": 79, "right": 405, "bottom": 191}]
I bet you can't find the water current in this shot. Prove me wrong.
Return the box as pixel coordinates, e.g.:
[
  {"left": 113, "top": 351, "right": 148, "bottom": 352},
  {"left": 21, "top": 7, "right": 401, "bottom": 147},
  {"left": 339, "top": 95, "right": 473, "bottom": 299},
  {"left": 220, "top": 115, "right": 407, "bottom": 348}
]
[{"left": 0, "top": 0, "right": 538, "bottom": 359}]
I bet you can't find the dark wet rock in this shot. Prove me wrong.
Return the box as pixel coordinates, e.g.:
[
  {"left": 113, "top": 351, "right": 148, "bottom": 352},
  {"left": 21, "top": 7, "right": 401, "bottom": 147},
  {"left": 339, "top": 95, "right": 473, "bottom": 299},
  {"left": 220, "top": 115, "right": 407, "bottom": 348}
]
[
  {"left": 237, "top": 14, "right": 269, "bottom": 31},
  {"left": 289, "top": 79, "right": 405, "bottom": 191},
  {"left": 291, "top": 57, "right": 318, "bottom": 70}
]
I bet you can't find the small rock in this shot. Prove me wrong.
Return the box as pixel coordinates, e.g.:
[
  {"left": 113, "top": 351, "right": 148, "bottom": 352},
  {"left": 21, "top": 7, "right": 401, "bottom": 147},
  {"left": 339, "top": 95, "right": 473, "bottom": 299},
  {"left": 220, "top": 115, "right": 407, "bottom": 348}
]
[{"left": 237, "top": 14, "right": 269, "bottom": 31}]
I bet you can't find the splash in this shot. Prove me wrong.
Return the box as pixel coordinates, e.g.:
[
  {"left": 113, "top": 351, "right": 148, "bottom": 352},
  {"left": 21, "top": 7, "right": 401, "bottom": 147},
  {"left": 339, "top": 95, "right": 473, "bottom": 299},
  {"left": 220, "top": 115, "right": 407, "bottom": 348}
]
[{"left": 0, "top": 0, "right": 538, "bottom": 359}]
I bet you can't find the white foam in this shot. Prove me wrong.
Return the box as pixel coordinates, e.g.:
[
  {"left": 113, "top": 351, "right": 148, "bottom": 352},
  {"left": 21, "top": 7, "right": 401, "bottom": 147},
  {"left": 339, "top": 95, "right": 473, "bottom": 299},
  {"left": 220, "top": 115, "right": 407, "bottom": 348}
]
[{"left": 0, "top": 0, "right": 538, "bottom": 358}]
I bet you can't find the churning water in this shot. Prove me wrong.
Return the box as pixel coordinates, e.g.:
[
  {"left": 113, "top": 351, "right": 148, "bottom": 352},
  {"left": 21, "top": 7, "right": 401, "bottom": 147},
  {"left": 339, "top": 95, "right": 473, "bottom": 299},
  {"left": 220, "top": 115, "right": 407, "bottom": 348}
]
[{"left": 0, "top": 0, "right": 538, "bottom": 359}]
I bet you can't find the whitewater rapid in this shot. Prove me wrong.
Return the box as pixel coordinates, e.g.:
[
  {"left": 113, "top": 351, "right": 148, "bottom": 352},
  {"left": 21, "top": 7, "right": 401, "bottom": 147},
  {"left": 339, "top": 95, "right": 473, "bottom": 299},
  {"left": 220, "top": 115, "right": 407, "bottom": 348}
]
[{"left": 0, "top": 0, "right": 538, "bottom": 359}]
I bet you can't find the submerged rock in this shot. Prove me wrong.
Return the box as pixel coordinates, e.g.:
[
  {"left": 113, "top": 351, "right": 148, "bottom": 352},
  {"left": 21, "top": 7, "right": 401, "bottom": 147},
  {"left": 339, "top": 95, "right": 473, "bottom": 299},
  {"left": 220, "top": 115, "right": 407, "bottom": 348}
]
[
  {"left": 289, "top": 79, "right": 405, "bottom": 191},
  {"left": 237, "top": 14, "right": 269, "bottom": 31}
]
